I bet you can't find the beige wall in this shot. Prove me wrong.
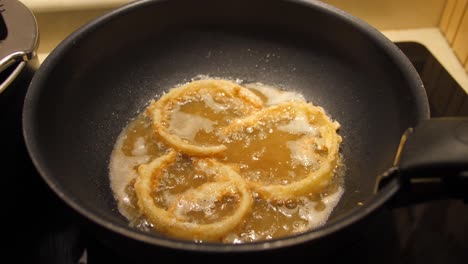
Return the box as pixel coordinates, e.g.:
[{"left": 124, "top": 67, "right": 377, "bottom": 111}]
[
  {"left": 33, "top": 0, "right": 462, "bottom": 66},
  {"left": 35, "top": 9, "right": 110, "bottom": 54},
  {"left": 35, "top": 0, "right": 447, "bottom": 54},
  {"left": 322, "top": 0, "right": 447, "bottom": 30}
]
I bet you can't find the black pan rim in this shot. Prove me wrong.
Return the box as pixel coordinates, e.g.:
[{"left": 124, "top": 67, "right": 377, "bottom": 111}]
[{"left": 22, "top": 0, "right": 429, "bottom": 252}]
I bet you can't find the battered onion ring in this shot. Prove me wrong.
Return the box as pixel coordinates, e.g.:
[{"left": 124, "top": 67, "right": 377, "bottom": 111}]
[
  {"left": 223, "top": 101, "right": 342, "bottom": 200},
  {"left": 134, "top": 151, "right": 253, "bottom": 241},
  {"left": 147, "top": 79, "right": 263, "bottom": 156}
]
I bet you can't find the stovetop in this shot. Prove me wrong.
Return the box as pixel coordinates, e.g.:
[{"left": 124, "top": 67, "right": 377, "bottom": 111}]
[{"left": 5, "top": 42, "right": 468, "bottom": 264}]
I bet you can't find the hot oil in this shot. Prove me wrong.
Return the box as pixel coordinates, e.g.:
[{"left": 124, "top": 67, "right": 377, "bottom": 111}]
[
  {"left": 121, "top": 114, "right": 167, "bottom": 158},
  {"left": 150, "top": 154, "right": 244, "bottom": 225},
  {"left": 167, "top": 89, "right": 256, "bottom": 147},
  {"left": 169, "top": 184, "right": 241, "bottom": 225},
  {"left": 109, "top": 79, "right": 344, "bottom": 243},
  {"left": 109, "top": 114, "right": 168, "bottom": 220},
  {"left": 222, "top": 126, "right": 317, "bottom": 185},
  {"left": 226, "top": 171, "right": 344, "bottom": 243}
]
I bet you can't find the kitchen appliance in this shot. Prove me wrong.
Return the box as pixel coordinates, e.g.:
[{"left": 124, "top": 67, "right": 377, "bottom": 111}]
[
  {"left": 83, "top": 42, "right": 468, "bottom": 264},
  {"left": 12, "top": 41, "right": 467, "bottom": 264},
  {"left": 86, "top": 42, "right": 468, "bottom": 264}
]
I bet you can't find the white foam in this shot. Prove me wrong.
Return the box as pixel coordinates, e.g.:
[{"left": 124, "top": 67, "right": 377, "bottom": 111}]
[
  {"left": 169, "top": 105, "right": 215, "bottom": 141},
  {"left": 286, "top": 139, "right": 318, "bottom": 167},
  {"left": 109, "top": 134, "right": 150, "bottom": 219},
  {"left": 277, "top": 114, "right": 318, "bottom": 136},
  {"left": 131, "top": 137, "right": 147, "bottom": 156},
  {"left": 201, "top": 93, "right": 229, "bottom": 113},
  {"left": 174, "top": 194, "right": 217, "bottom": 219},
  {"left": 245, "top": 82, "right": 305, "bottom": 106},
  {"left": 298, "top": 186, "right": 344, "bottom": 231}
]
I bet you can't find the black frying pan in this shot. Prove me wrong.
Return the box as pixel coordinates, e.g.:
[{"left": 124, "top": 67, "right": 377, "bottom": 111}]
[{"left": 22, "top": 0, "right": 468, "bottom": 261}]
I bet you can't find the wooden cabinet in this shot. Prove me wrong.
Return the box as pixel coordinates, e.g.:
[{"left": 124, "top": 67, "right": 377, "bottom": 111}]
[{"left": 440, "top": 0, "right": 468, "bottom": 73}]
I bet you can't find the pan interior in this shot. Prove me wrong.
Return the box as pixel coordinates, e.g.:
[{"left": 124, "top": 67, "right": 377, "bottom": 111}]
[{"left": 25, "top": 0, "right": 426, "bottom": 245}]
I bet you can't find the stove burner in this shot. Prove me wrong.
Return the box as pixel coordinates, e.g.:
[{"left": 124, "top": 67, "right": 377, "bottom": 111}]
[{"left": 7, "top": 42, "right": 468, "bottom": 264}]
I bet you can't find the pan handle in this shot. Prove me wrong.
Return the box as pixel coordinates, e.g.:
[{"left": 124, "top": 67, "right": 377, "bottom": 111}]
[{"left": 382, "top": 118, "right": 468, "bottom": 205}]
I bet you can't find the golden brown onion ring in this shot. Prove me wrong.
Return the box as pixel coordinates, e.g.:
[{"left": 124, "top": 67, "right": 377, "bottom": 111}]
[
  {"left": 134, "top": 151, "right": 253, "bottom": 241},
  {"left": 147, "top": 79, "right": 263, "bottom": 156},
  {"left": 223, "top": 101, "right": 342, "bottom": 200}
]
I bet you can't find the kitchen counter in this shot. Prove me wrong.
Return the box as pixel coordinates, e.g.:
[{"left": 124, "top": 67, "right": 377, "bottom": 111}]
[{"left": 382, "top": 28, "right": 468, "bottom": 93}]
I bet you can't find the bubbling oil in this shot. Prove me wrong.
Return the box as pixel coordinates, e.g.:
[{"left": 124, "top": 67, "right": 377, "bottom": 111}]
[{"left": 109, "top": 79, "right": 344, "bottom": 243}]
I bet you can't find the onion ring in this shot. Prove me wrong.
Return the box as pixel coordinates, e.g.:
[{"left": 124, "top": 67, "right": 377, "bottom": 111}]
[
  {"left": 134, "top": 151, "right": 253, "bottom": 241},
  {"left": 147, "top": 79, "right": 263, "bottom": 156},
  {"left": 222, "top": 101, "right": 342, "bottom": 200}
]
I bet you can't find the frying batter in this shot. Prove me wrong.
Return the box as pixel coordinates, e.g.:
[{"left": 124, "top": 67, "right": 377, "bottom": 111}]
[{"left": 109, "top": 78, "right": 343, "bottom": 242}]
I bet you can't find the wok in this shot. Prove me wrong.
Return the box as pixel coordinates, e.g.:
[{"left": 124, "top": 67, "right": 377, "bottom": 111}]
[{"left": 22, "top": 0, "right": 468, "bottom": 261}]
